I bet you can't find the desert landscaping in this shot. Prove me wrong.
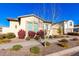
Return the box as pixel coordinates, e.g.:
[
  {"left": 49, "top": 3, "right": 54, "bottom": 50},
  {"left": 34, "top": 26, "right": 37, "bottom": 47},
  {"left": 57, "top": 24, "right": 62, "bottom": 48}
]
[{"left": 0, "top": 30, "right": 79, "bottom": 56}]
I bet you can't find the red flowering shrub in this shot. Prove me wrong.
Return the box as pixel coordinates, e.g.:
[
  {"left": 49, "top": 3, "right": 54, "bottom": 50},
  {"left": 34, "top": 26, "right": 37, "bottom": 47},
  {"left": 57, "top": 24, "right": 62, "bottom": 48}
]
[
  {"left": 18, "top": 29, "right": 26, "bottom": 39},
  {"left": 28, "top": 31, "right": 36, "bottom": 38},
  {"left": 37, "top": 30, "right": 44, "bottom": 39}
]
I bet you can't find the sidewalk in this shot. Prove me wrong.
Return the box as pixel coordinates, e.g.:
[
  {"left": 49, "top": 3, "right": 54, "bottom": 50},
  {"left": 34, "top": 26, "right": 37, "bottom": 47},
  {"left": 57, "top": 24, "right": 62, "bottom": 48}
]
[{"left": 46, "top": 46, "right": 79, "bottom": 56}]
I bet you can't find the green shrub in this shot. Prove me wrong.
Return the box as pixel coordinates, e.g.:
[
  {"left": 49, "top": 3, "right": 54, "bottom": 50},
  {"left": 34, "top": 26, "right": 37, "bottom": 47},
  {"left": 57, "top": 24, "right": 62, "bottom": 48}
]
[
  {"left": 53, "top": 35, "right": 69, "bottom": 38},
  {"left": 59, "top": 39, "right": 68, "bottom": 43},
  {"left": 0, "top": 34, "right": 7, "bottom": 40},
  {"left": 49, "top": 35, "right": 53, "bottom": 39},
  {"left": 45, "top": 36, "right": 49, "bottom": 39},
  {"left": 30, "top": 46, "right": 40, "bottom": 54},
  {"left": 41, "top": 42, "right": 51, "bottom": 47},
  {"left": 6, "top": 33, "right": 16, "bottom": 39},
  {"left": 1, "top": 39, "right": 11, "bottom": 43},
  {"left": 25, "top": 36, "right": 30, "bottom": 40},
  {"left": 53, "top": 35, "right": 61, "bottom": 38},
  {"left": 71, "top": 38, "right": 79, "bottom": 41},
  {"left": 46, "top": 42, "right": 51, "bottom": 46},
  {"left": 57, "top": 43, "right": 69, "bottom": 48},
  {"left": 34, "top": 35, "right": 40, "bottom": 40},
  {"left": 11, "top": 45, "right": 23, "bottom": 51},
  {"left": 0, "top": 33, "right": 16, "bottom": 40},
  {"left": 0, "top": 34, "right": 4, "bottom": 39},
  {"left": 0, "top": 39, "right": 11, "bottom": 44}
]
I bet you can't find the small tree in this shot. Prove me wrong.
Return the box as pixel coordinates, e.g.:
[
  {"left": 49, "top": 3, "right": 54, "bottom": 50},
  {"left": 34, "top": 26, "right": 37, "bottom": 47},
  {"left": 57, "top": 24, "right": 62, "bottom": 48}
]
[{"left": 18, "top": 29, "right": 26, "bottom": 39}]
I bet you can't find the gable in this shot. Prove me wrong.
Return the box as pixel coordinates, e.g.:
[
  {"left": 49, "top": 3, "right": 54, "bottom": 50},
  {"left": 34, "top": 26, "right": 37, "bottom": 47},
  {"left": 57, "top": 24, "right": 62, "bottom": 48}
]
[{"left": 19, "top": 16, "right": 44, "bottom": 25}]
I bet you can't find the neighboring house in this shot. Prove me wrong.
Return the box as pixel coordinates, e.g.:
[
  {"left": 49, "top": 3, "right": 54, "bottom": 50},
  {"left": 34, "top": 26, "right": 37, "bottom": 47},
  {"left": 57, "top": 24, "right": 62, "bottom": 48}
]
[
  {"left": 52, "top": 24, "right": 60, "bottom": 35},
  {"left": 74, "top": 25, "right": 79, "bottom": 32},
  {"left": 51, "top": 20, "right": 74, "bottom": 35},
  {"left": 2, "top": 14, "right": 74, "bottom": 37},
  {"left": 59, "top": 20, "right": 74, "bottom": 34}
]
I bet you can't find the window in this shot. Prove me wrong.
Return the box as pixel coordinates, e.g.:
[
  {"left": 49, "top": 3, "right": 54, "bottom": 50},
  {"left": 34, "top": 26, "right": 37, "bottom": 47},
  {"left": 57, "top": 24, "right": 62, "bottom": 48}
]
[
  {"left": 34, "top": 23, "right": 38, "bottom": 32},
  {"left": 70, "top": 22, "right": 72, "bottom": 26},
  {"left": 27, "top": 22, "right": 32, "bottom": 31}
]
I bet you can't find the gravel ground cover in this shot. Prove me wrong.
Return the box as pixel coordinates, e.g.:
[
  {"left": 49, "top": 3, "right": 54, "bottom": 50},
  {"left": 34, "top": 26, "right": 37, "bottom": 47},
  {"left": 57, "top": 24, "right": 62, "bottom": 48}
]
[{"left": 0, "top": 36, "right": 79, "bottom": 56}]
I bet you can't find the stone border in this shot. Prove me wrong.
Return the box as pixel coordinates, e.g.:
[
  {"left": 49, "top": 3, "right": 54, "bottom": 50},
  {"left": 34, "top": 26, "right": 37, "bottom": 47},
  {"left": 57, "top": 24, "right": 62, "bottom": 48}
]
[{"left": 46, "top": 46, "right": 79, "bottom": 56}]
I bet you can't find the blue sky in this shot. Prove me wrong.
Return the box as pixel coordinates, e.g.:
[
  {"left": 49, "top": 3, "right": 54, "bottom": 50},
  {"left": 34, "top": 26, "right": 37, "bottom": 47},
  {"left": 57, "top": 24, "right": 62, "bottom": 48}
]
[{"left": 0, "top": 3, "right": 79, "bottom": 27}]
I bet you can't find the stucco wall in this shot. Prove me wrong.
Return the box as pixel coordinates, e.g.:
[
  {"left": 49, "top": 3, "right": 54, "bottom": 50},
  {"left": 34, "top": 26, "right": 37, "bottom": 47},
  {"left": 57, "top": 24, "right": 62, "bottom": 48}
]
[
  {"left": 2, "top": 27, "right": 10, "bottom": 33},
  {"left": 52, "top": 24, "right": 60, "bottom": 35},
  {"left": 64, "top": 20, "right": 74, "bottom": 34},
  {"left": 2, "top": 16, "right": 74, "bottom": 37},
  {"left": 20, "top": 16, "right": 43, "bottom": 30},
  {"left": 19, "top": 16, "right": 44, "bottom": 37},
  {"left": 2, "top": 16, "right": 44, "bottom": 37},
  {"left": 2, "top": 21, "right": 20, "bottom": 37}
]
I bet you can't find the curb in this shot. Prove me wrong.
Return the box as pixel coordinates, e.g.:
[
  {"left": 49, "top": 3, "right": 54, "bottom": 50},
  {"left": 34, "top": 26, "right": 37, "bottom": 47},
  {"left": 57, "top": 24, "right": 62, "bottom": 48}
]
[{"left": 46, "top": 46, "right": 79, "bottom": 56}]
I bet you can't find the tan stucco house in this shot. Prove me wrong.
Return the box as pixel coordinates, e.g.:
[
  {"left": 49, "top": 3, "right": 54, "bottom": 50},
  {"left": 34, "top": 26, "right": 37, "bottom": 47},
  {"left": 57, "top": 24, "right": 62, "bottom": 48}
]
[
  {"left": 59, "top": 20, "right": 74, "bottom": 34},
  {"left": 2, "top": 14, "right": 52, "bottom": 37},
  {"left": 1, "top": 14, "right": 74, "bottom": 37}
]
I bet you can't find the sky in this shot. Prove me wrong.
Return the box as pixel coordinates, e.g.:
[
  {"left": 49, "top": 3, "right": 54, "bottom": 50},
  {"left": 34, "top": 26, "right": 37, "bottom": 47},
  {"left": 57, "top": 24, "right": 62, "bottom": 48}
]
[{"left": 0, "top": 3, "right": 79, "bottom": 27}]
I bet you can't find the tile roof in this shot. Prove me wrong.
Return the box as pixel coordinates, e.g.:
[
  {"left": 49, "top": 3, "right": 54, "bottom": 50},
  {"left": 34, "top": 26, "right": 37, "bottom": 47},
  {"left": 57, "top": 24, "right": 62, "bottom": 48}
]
[
  {"left": 18, "top": 14, "right": 52, "bottom": 23},
  {"left": 7, "top": 18, "right": 18, "bottom": 22}
]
